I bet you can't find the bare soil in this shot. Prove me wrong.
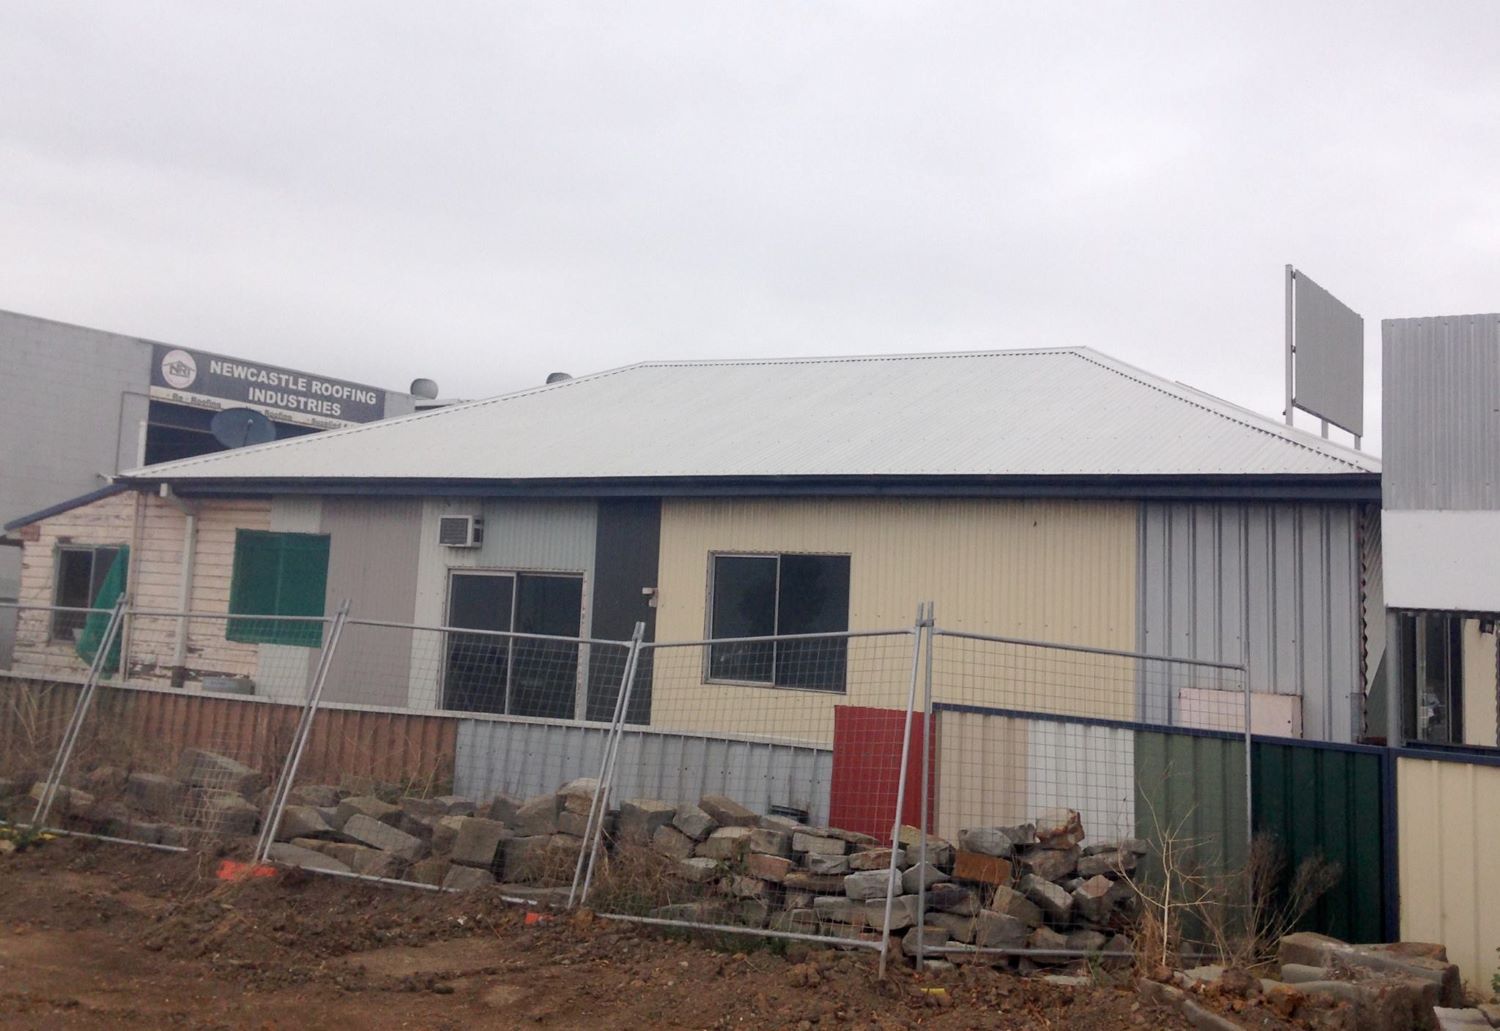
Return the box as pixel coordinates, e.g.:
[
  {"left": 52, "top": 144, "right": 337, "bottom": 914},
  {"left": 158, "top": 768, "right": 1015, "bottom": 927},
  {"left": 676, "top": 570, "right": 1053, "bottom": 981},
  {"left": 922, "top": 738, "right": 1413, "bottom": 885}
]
[{"left": 0, "top": 837, "right": 1326, "bottom": 1029}]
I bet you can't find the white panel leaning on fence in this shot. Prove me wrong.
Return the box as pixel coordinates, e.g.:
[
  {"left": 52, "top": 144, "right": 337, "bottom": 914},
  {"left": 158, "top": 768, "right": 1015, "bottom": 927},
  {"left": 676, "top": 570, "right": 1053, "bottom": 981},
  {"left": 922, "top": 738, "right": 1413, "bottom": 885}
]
[{"left": 0, "top": 599, "right": 1250, "bottom": 975}]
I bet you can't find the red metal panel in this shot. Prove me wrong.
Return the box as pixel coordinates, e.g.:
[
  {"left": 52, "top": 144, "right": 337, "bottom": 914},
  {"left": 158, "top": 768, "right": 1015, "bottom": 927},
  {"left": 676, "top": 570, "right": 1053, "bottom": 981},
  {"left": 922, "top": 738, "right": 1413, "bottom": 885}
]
[{"left": 827, "top": 705, "right": 936, "bottom": 839}]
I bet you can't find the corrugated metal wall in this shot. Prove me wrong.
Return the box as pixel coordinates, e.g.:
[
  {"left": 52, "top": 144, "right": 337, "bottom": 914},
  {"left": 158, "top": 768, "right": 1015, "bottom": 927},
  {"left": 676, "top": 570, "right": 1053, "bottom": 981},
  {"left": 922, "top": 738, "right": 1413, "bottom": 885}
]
[
  {"left": 1139, "top": 503, "right": 1363, "bottom": 742},
  {"left": 1383, "top": 314, "right": 1500, "bottom": 511},
  {"left": 655, "top": 498, "right": 1136, "bottom": 742},
  {"left": 1134, "top": 729, "right": 1248, "bottom": 875},
  {"left": 1251, "top": 740, "right": 1386, "bottom": 943},
  {"left": 454, "top": 717, "right": 833, "bottom": 823},
  {"left": 1397, "top": 754, "right": 1500, "bottom": 992}
]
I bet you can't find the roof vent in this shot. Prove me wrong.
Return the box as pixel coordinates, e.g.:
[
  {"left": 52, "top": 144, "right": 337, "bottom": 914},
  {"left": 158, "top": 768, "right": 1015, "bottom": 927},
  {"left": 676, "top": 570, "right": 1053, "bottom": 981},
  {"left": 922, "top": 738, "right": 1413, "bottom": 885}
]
[
  {"left": 410, "top": 378, "right": 440, "bottom": 399},
  {"left": 545, "top": 372, "right": 572, "bottom": 384},
  {"left": 437, "top": 515, "right": 483, "bottom": 548}
]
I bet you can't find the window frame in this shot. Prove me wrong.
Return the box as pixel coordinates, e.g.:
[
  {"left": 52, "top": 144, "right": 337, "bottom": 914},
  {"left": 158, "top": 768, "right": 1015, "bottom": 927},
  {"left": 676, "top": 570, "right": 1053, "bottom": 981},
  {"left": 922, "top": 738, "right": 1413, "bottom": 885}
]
[
  {"left": 704, "top": 550, "right": 851, "bottom": 693},
  {"left": 225, "top": 529, "right": 331, "bottom": 647},
  {"left": 441, "top": 567, "right": 586, "bottom": 718},
  {"left": 50, "top": 543, "right": 125, "bottom": 641}
]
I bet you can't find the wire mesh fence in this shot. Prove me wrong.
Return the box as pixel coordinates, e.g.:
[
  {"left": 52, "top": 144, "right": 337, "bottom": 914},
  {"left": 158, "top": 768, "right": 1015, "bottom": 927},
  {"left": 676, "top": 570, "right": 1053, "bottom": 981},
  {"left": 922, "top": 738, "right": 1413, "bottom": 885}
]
[{"left": 575, "top": 624, "right": 924, "bottom": 958}]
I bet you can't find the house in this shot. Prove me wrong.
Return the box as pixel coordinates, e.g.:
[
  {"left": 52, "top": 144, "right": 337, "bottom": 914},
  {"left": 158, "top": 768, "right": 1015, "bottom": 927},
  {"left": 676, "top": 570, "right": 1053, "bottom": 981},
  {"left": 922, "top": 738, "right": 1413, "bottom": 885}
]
[{"left": 2, "top": 347, "right": 1382, "bottom": 744}]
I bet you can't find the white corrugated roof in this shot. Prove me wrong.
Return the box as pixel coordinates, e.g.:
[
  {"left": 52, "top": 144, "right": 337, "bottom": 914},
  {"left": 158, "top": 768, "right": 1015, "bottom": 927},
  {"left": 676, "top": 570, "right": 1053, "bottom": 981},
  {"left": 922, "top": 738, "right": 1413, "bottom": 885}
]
[{"left": 123, "top": 347, "right": 1380, "bottom": 483}]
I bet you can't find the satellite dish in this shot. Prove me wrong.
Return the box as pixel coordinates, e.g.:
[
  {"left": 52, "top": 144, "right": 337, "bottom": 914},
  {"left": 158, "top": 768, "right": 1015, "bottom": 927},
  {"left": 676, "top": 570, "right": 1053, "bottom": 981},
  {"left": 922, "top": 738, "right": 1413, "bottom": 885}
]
[{"left": 210, "top": 408, "right": 277, "bottom": 449}]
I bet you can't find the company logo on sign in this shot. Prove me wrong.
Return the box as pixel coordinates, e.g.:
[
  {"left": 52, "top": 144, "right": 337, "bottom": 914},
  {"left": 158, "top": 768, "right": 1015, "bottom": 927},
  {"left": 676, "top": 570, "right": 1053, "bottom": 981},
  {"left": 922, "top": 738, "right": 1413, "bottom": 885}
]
[{"left": 160, "top": 349, "right": 198, "bottom": 389}]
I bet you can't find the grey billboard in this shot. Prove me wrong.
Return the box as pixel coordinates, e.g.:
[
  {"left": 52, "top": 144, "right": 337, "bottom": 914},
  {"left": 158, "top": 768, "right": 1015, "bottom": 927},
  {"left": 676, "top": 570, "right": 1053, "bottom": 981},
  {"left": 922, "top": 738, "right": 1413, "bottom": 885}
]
[{"left": 1293, "top": 271, "right": 1364, "bottom": 437}]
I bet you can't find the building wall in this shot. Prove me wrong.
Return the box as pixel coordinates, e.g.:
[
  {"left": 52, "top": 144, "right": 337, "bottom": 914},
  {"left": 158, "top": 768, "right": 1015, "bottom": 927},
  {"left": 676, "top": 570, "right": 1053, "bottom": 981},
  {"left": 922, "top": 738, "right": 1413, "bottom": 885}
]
[
  {"left": 651, "top": 497, "right": 1138, "bottom": 743},
  {"left": 1461, "top": 619, "right": 1498, "bottom": 748},
  {"left": 1397, "top": 754, "right": 1500, "bottom": 993},
  {"left": 1138, "top": 502, "right": 1364, "bottom": 742}
]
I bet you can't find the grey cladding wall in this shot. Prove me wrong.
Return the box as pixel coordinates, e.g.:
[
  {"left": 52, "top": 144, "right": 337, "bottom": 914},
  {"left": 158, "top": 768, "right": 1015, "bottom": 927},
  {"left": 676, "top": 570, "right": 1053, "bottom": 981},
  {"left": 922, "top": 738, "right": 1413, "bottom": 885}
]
[
  {"left": 1139, "top": 502, "right": 1363, "bottom": 742},
  {"left": 1382, "top": 314, "right": 1500, "bottom": 511}
]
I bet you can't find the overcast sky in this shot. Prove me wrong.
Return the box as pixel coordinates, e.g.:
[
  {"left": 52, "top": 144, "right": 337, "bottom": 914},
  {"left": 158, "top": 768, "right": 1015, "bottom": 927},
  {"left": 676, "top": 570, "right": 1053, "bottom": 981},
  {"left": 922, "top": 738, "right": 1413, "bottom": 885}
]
[{"left": 4, "top": 3, "right": 1497, "bottom": 451}]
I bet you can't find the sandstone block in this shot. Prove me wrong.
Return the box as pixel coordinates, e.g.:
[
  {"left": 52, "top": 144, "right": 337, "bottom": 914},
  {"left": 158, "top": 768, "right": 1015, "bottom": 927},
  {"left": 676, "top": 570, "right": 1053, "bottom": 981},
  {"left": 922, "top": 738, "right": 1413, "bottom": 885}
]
[
  {"left": 450, "top": 816, "right": 512, "bottom": 869},
  {"left": 275, "top": 805, "right": 334, "bottom": 842},
  {"left": 957, "top": 827, "right": 1014, "bottom": 858},
  {"left": 514, "top": 794, "right": 561, "bottom": 836},
  {"left": 334, "top": 795, "right": 401, "bottom": 830},
  {"left": 699, "top": 795, "right": 757, "bottom": 827},
  {"left": 901, "top": 861, "right": 949, "bottom": 894},
  {"left": 125, "top": 771, "right": 182, "bottom": 817},
  {"left": 678, "top": 857, "right": 720, "bottom": 883},
  {"left": 486, "top": 792, "right": 523, "bottom": 824},
  {"left": 695, "top": 826, "right": 753, "bottom": 861},
  {"left": 443, "top": 865, "right": 496, "bottom": 891},
  {"left": 289, "top": 784, "right": 342, "bottom": 807},
  {"left": 1017, "top": 845, "right": 1078, "bottom": 881},
  {"left": 952, "top": 850, "right": 1012, "bottom": 885},
  {"left": 350, "top": 846, "right": 404, "bottom": 878},
  {"left": 1020, "top": 874, "right": 1073, "bottom": 923},
  {"left": 974, "top": 910, "right": 1029, "bottom": 949},
  {"left": 902, "top": 925, "right": 951, "bottom": 958},
  {"left": 749, "top": 828, "right": 792, "bottom": 856},
  {"left": 745, "top": 852, "right": 793, "bottom": 882},
  {"left": 195, "top": 789, "right": 259, "bottom": 836},
  {"left": 783, "top": 871, "right": 847, "bottom": 893},
  {"left": 848, "top": 848, "right": 900, "bottom": 871},
  {"left": 791, "top": 831, "right": 845, "bottom": 856},
  {"left": 176, "top": 749, "right": 263, "bottom": 796},
  {"left": 617, "top": 798, "right": 675, "bottom": 844},
  {"left": 408, "top": 857, "right": 452, "bottom": 886},
  {"left": 806, "top": 853, "right": 850, "bottom": 875},
  {"left": 267, "top": 841, "right": 352, "bottom": 873},
  {"left": 344, "top": 813, "right": 425, "bottom": 861},
  {"left": 844, "top": 869, "right": 894, "bottom": 900},
  {"left": 988, "top": 885, "right": 1043, "bottom": 927},
  {"left": 1033, "top": 808, "right": 1085, "bottom": 849},
  {"left": 671, "top": 803, "right": 717, "bottom": 841},
  {"left": 651, "top": 824, "right": 698, "bottom": 860},
  {"left": 925, "top": 882, "right": 979, "bottom": 915}
]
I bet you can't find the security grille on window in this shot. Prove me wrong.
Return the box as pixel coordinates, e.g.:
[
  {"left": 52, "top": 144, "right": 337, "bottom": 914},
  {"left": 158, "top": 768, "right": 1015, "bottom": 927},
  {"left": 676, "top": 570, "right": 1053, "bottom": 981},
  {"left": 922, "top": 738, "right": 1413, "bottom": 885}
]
[
  {"left": 708, "top": 553, "right": 850, "bottom": 691},
  {"left": 444, "top": 571, "right": 584, "bottom": 718},
  {"left": 52, "top": 545, "right": 125, "bottom": 639},
  {"left": 226, "top": 530, "right": 330, "bottom": 647}
]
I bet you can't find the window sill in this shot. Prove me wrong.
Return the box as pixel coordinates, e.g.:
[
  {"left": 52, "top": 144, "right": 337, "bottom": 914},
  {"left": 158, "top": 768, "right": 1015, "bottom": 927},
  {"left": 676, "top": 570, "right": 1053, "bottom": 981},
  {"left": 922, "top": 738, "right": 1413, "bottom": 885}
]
[{"left": 705, "top": 676, "right": 846, "bottom": 696}]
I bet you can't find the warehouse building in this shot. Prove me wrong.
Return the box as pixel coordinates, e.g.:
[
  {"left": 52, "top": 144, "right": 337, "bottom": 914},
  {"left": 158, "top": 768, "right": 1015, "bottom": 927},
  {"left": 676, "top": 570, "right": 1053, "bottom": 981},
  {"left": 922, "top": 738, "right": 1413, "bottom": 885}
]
[{"left": 2, "top": 346, "right": 1382, "bottom": 744}]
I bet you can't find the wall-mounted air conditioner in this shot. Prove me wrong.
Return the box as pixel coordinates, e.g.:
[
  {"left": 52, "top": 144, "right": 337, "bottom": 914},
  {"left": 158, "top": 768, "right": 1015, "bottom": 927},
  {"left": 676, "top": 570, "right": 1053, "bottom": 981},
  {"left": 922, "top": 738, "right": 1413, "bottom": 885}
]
[{"left": 438, "top": 515, "right": 484, "bottom": 548}]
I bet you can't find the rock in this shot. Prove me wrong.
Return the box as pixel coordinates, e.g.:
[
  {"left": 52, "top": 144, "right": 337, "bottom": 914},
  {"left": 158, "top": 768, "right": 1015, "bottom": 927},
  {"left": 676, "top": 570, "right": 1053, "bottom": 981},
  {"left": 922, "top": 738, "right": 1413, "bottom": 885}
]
[
  {"left": 1278, "top": 932, "right": 1462, "bottom": 1008},
  {"left": 617, "top": 798, "right": 675, "bottom": 844},
  {"left": 556, "top": 778, "right": 599, "bottom": 813},
  {"left": 1476, "top": 1003, "right": 1500, "bottom": 1027},
  {"left": 896, "top": 827, "right": 954, "bottom": 868},
  {"left": 699, "top": 795, "right": 757, "bottom": 827},
  {"left": 557, "top": 810, "right": 591, "bottom": 838},
  {"left": 771, "top": 909, "right": 819, "bottom": 935},
  {"left": 813, "top": 895, "right": 862, "bottom": 925},
  {"left": 806, "top": 853, "right": 850, "bottom": 875},
  {"left": 848, "top": 848, "right": 900, "bottom": 871},
  {"left": 267, "top": 842, "right": 352, "bottom": 873},
  {"left": 957, "top": 827, "right": 1014, "bottom": 858},
  {"left": 1017, "top": 845, "right": 1079, "bottom": 882},
  {"left": 783, "top": 891, "right": 814, "bottom": 910},
  {"left": 783, "top": 872, "right": 847, "bottom": 893},
  {"left": 926, "top": 882, "right": 979, "bottom": 915},
  {"left": 844, "top": 869, "right": 894, "bottom": 900},
  {"left": 737, "top": 899, "right": 771, "bottom": 927},
  {"left": 952, "top": 850, "right": 1012, "bottom": 885},
  {"left": 176, "top": 749, "right": 263, "bottom": 796},
  {"left": 431, "top": 814, "right": 465, "bottom": 854},
  {"left": 745, "top": 852, "right": 793, "bottom": 882},
  {"left": 1294, "top": 977, "right": 1441, "bottom": 1031},
  {"left": 678, "top": 857, "right": 720, "bottom": 883},
  {"left": 902, "top": 925, "right": 951, "bottom": 958},
  {"left": 1033, "top": 808, "right": 1085, "bottom": 849},
  {"left": 862, "top": 895, "right": 919, "bottom": 932},
  {"left": 124, "top": 772, "right": 182, "bottom": 817},
  {"left": 449, "top": 817, "right": 512, "bottom": 869},
  {"left": 500, "top": 835, "right": 549, "bottom": 879},
  {"left": 758, "top": 813, "right": 805, "bottom": 833},
  {"left": 442, "top": 865, "right": 496, "bottom": 891},
  {"left": 514, "top": 794, "right": 561, "bottom": 836},
  {"left": 1434, "top": 1011, "right": 1491, "bottom": 1031},
  {"left": 749, "top": 828, "right": 792, "bottom": 856},
  {"left": 792, "top": 831, "right": 845, "bottom": 856},
  {"left": 901, "top": 861, "right": 949, "bottom": 894},
  {"left": 275, "top": 805, "right": 334, "bottom": 841},
  {"left": 671, "top": 803, "right": 717, "bottom": 842},
  {"left": 730, "top": 874, "right": 769, "bottom": 900},
  {"left": 194, "top": 789, "right": 259, "bottom": 836},
  {"left": 288, "top": 784, "right": 341, "bottom": 807},
  {"left": 925, "top": 911, "right": 976, "bottom": 943},
  {"left": 695, "top": 826, "right": 753, "bottom": 861},
  {"left": 334, "top": 795, "right": 401, "bottom": 829},
  {"left": 651, "top": 825, "right": 697, "bottom": 860},
  {"left": 1181, "top": 998, "right": 1244, "bottom": 1031},
  {"left": 1280, "top": 962, "right": 1328, "bottom": 983},
  {"left": 988, "top": 885, "right": 1044, "bottom": 927},
  {"left": 1072, "top": 874, "right": 1116, "bottom": 924},
  {"left": 1027, "top": 925, "right": 1069, "bottom": 961},
  {"left": 343, "top": 813, "right": 425, "bottom": 860},
  {"left": 1020, "top": 874, "right": 1074, "bottom": 923},
  {"left": 1077, "top": 849, "right": 1135, "bottom": 878},
  {"left": 1067, "top": 929, "right": 1110, "bottom": 954},
  {"left": 973, "top": 911, "right": 1029, "bottom": 949},
  {"left": 349, "top": 846, "right": 404, "bottom": 878},
  {"left": 408, "top": 857, "right": 452, "bottom": 885},
  {"left": 822, "top": 826, "right": 880, "bottom": 847},
  {"left": 29, "top": 782, "right": 94, "bottom": 812},
  {"left": 486, "top": 793, "right": 523, "bottom": 824}
]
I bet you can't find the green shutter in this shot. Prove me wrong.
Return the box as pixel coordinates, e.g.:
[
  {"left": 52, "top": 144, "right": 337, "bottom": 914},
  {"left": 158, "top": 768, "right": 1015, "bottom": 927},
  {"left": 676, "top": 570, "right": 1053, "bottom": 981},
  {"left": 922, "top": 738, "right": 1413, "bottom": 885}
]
[
  {"left": 75, "top": 546, "right": 128, "bottom": 675},
  {"left": 227, "top": 530, "right": 329, "bottom": 647}
]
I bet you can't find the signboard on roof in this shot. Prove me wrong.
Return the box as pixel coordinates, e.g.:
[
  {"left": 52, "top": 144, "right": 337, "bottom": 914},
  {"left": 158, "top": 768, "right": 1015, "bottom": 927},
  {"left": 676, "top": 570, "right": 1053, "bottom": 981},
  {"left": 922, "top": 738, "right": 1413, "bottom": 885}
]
[{"left": 148, "top": 344, "right": 388, "bottom": 429}]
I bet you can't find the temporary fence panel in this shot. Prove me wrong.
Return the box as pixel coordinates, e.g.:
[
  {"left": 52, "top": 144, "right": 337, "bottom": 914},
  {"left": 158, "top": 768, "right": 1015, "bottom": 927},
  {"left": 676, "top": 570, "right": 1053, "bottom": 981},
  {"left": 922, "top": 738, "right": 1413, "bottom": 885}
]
[
  {"left": 581, "top": 625, "right": 925, "bottom": 960},
  {"left": 0, "top": 606, "right": 101, "bottom": 811},
  {"left": 1396, "top": 751, "right": 1500, "bottom": 993},
  {"left": 921, "top": 628, "right": 1249, "bottom": 962},
  {"left": 1251, "top": 738, "right": 1387, "bottom": 944}
]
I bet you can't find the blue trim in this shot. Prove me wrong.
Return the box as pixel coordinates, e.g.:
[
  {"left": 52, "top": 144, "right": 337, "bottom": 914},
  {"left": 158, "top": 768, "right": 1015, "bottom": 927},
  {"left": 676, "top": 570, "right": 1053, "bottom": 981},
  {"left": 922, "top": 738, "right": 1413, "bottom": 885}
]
[
  {"left": 4, "top": 484, "right": 130, "bottom": 532},
  {"left": 1380, "top": 747, "right": 1401, "bottom": 942},
  {"left": 930, "top": 700, "right": 1245, "bottom": 742},
  {"left": 1392, "top": 744, "right": 1500, "bottom": 769}
]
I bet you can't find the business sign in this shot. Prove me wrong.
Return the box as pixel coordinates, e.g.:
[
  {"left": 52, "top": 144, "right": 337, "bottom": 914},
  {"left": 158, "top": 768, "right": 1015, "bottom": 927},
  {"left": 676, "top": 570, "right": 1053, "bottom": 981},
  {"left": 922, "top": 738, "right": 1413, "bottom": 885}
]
[
  {"left": 1290, "top": 268, "right": 1364, "bottom": 438},
  {"left": 149, "top": 345, "right": 388, "bottom": 428}
]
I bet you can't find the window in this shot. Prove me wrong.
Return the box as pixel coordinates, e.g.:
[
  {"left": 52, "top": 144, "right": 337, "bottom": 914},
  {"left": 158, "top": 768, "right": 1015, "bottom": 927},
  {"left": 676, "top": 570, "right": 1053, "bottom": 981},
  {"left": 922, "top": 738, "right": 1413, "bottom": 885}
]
[
  {"left": 444, "top": 571, "right": 584, "bottom": 718},
  {"left": 52, "top": 545, "right": 126, "bottom": 639},
  {"left": 708, "top": 553, "right": 850, "bottom": 691},
  {"left": 1398, "top": 612, "right": 1465, "bottom": 745},
  {"left": 226, "top": 530, "right": 330, "bottom": 647}
]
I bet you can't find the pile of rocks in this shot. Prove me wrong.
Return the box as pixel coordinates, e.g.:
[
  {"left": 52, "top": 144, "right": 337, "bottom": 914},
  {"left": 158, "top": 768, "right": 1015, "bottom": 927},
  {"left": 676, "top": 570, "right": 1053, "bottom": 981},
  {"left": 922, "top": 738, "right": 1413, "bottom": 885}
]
[{"left": 631, "top": 801, "right": 1140, "bottom": 965}]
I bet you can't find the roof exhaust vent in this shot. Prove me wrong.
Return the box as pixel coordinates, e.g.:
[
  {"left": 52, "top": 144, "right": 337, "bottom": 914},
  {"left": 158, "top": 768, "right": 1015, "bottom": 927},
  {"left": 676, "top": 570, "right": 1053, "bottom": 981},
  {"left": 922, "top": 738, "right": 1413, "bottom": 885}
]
[
  {"left": 410, "top": 378, "right": 440, "bottom": 400},
  {"left": 545, "top": 372, "right": 572, "bottom": 384}
]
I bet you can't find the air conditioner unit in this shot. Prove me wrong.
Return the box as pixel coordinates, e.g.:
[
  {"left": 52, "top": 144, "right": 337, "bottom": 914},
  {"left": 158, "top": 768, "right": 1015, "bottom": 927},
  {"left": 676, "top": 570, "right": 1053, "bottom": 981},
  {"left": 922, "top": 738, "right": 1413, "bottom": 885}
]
[{"left": 437, "top": 515, "right": 483, "bottom": 548}]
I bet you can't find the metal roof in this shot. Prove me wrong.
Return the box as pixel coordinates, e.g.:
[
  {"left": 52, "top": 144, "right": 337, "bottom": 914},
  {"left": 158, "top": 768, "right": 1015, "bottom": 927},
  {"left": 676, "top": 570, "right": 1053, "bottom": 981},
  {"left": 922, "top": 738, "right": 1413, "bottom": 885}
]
[{"left": 120, "top": 347, "right": 1380, "bottom": 486}]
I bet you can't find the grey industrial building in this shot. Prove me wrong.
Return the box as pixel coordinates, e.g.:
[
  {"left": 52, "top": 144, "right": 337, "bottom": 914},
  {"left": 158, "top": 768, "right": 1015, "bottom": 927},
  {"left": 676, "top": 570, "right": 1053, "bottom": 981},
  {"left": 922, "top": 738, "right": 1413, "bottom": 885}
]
[{"left": 0, "top": 308, "right": 419, "bottom": 651}]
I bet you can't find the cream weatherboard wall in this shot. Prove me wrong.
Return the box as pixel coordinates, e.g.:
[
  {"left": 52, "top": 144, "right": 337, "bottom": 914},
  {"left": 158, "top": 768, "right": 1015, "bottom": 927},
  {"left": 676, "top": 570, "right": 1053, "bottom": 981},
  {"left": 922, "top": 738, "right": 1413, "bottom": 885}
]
[
  {"left": 650, "top": 497, "right": 1138, "bottom": 745},
  {"left": 1461, "top": 619, "right": 1499, "bottom": 748}
]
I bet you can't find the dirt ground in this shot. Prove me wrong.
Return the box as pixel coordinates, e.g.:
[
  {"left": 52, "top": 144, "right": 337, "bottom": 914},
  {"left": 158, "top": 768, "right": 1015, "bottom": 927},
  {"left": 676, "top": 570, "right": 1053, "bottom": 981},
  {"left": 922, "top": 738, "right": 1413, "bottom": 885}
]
[{"left": 0, "top": 837, "right": 1329, "bottom": 1030}]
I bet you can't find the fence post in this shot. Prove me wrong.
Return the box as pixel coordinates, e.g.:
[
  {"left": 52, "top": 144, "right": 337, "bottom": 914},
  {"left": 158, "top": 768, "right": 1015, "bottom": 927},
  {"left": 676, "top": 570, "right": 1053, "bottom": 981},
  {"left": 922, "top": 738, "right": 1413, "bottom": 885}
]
[
  {"left": 914, "top": 606, "right": 936, "bottom": 966},
  {"left": 254, "top": 600, "right": 351, "bottom": 864},
  {"left": 29, "top": 597, "right": 128, "bottom": 829},
  {"left": 878, "top": 601, "right": 932, "bottom": 979},
  {"left": 572, "top": 621, "right": 646, "bottom": 908}
]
